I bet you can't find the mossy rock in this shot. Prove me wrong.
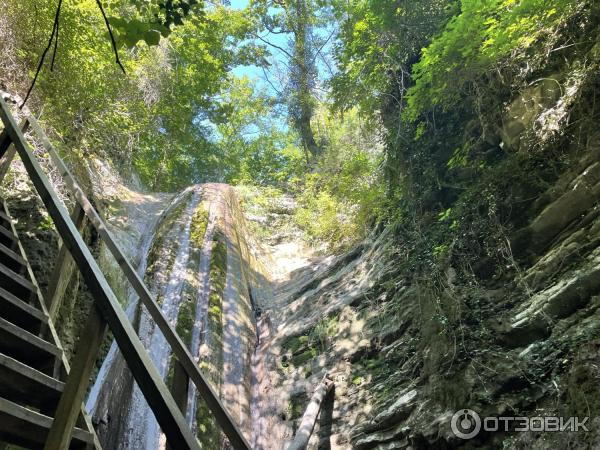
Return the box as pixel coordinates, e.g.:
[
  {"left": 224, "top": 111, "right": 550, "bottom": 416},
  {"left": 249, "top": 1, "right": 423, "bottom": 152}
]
[
  {"left": 291, "top": 348, "right": 318, "bottom": 367},
  {"left": 190, "top": 203, "right": 209, "bottom": 247},
  {"left": 566, "top": 340, "right": 600, "bottom": 417},
  {"left": 288, "top": 391, "right": 309, "bottom": 422},
  {"left": 175, "top": 292, "right": 196, "bottom": 346},
  {"left": 281, "top": 334, "right": 310, "bottom": 355}
]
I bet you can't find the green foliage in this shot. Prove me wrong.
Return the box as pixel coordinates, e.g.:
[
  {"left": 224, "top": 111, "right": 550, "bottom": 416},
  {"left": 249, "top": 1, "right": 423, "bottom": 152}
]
[
  {"left": 1, "top": 0, "right": 263, "bottom": 191},
  {"left": 330, "top": 0, "right": 454, "bottom": 114},
  {"left": 109, "top": 17, "right": 165, "bottom": 48},
  {"left": 214, "top": 76, "right": 306, "bottom": 186},
  {"left": 309, "top": 315, "right": 338, "bottom": 351},
  {"left": 293, "top": 107, "right": 385, "bottom": 250},
  {"left": 109, "top": 0, "right": 202, "bottom": 48},
  {"left": 406, "top": 0, "right": 579, "bottom": 118},
  {"left": 248, "top": 0, "right": 331, "bottom": 150},
  {"left": 38, "top": 212, "right": 55, "bottom": 231}
]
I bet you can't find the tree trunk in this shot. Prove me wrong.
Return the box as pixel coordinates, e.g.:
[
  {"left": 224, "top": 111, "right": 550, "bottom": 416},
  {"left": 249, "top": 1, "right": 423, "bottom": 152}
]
[{"left": 291, "top": 0, "right": 320, "bottom": 159}]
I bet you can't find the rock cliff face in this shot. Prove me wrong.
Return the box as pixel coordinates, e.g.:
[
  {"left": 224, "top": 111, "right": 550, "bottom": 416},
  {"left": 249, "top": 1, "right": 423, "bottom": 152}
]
[
  {"left": 243, "top": 29, "right": 600, "bottom": 450},
  {"left": 86, "top": 184, "right": 262, "bottom": 449},
  {"left": 2, "top": 29, "right": 599, "bottom": 449},
  {"left": 250, "top": 162, "right": 600, "bottom": 448},
  {"left": 1, "top": 155, "right": 265, "bottom": 448},
  {"left": 4, "top": 143, "right": 598, "bottom": 449},
  {"left": 78, "top": 181, "right": 301, "bottom": 450}
]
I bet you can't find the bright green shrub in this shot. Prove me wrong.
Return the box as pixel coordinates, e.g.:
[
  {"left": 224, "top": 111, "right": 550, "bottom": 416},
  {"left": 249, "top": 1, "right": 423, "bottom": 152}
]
[
  {"left": 406, "top": 0, "right": 581, "bottom": 118},
  {"left": 293, "top": 107, "right": 385, "bottom": 250}
]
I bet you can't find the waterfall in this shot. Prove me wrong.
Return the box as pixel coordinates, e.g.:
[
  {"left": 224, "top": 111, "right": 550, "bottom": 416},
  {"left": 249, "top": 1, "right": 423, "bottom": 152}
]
[
  {"left": 86, "top": 184, "right": 260, "bottom": 449},
  {"left": 86, "top": 186, "right": 199, "bottom": 416},
  {"left": 124, "top": 189, "right": 201, "bottom": 449},
  {"left": 185, "top": 202, "right": 217, "bottom": 428}
]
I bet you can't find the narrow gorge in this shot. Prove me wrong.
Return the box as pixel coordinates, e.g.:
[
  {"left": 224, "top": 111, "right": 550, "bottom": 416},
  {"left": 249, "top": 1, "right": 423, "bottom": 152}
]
[{"left": 0, "top": 1, "right": 599, "bottom": 449}]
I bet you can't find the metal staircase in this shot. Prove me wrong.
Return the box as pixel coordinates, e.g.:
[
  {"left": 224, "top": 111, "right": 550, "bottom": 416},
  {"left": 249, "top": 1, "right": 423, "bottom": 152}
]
[
  {"left": 0, "top": 199, "right": 98, "bottom": 449},
  {"left": 0, "top": 90, "right": 332, "bottom": 450},
  {"left": 0, "top": 92, "right": 251, "bottom": 450}
]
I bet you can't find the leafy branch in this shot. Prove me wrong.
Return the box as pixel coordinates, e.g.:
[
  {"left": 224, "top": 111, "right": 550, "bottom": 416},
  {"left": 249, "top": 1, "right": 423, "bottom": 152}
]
[
  {"left": 21, "top": 0, "right": 125, "bottom": 109},
  {"left": 95, "top": 0, "right": 126, "bottom": 74},
  {"left": 21, "top": 0, "right": 63, "bottom": 108}
]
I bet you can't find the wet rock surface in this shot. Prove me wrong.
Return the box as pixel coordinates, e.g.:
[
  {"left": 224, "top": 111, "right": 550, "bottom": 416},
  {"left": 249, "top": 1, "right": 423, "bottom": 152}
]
[
  {"left": 87, "top": 184, "right": 262, "bottom": 449},
  {"left": 244, "top": 148, "right": 600, "bottom": 449}
]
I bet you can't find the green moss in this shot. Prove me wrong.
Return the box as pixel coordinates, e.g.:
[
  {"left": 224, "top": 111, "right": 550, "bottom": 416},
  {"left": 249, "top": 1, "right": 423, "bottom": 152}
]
[
  {"left": 287, "top": 392, "right": 308, "bottom": 423},
  {"left": 38, "top": 212, "right": 54, "bottom": 231},
  {"left": 175, "top": 293, "right": 195, "bottom": 347},
  {"left": 195, "top": 395, "right": 221, "bottom": 448},
  {"left": 291, "top": 348, "right": 318, "bottom": 367},
  {"left": 281, "top": 318, "right": 340, "bottom": 371},
  {"left": 190, "top": 203, "right": 209, "bottom": 247},
  {"left": 195, "top": 232, "right": 227, "bottom": 445},
  {"left": 168, "top": 291, "right": 199, "bottom": 388},
  {"left": 206, "top": 235, "right": 226, "bottom": 359},
  {"left": 281, "top": 334, "right": 310, "bottom": 354},
  {"left": 364, "top": 355, "right": 384, "bottom": 371}
]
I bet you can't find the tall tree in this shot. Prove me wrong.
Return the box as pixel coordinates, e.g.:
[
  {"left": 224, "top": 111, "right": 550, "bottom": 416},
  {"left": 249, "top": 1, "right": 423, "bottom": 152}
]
[
  {"left": 288, "top": 0, "right": 320, "bottom": 159},
  {"left": 251, "top": 0, "right": 330, "bottom": 160}
]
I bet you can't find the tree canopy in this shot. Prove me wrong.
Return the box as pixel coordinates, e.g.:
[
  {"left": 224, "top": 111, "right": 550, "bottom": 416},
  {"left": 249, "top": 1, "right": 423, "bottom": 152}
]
[{"left": 0, "top": 0, "right": 589, "bottom": 249}]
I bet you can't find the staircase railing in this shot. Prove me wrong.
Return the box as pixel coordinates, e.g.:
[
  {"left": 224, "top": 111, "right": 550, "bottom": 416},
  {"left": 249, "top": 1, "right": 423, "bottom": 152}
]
[{"left": 0, "top": 93, "right": 251, "bottom": 450}]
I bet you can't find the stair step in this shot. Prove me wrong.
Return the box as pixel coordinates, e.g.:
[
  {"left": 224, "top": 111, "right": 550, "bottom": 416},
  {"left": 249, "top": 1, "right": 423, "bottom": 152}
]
[
  {"left": 0, "top": 240, "right": 27, "bottom": 275},
  {"left": 0, "top": 353, "right": 63, "bottom": 413},
  {"left": 0, "top": 286, "right": 47, "bottom": 335},
  {"left": 0, "top": 397, "right": 93, "bottom": 449},
  {"left": 0, "top": 317, "right": 60, "bottom": 376},
  {"left": 0, "top": 224, "right": 17, "bottom": 250},
  {"left": 0, "top": 262, "right": 36, "bottom": 301},
  {"left": 0, "top": 209, "right": 11, "bottom": 229}
]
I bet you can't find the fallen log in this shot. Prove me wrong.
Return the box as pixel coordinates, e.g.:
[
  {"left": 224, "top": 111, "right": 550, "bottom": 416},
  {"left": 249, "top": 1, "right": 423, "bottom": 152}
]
[{"left": 287, "top": 374, "right": 334, "bottom": 450}]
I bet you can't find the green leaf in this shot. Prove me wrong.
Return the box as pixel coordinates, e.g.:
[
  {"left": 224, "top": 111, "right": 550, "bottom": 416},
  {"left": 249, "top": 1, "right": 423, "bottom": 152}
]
[{"left": 143, "top": 29, "right": 161, "bottom": 46}]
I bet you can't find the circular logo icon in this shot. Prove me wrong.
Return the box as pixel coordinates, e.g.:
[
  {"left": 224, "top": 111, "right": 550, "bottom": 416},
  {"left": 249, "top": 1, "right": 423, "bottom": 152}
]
[{"left": 451, "top": 409, "right": 481, "bottom": 439}]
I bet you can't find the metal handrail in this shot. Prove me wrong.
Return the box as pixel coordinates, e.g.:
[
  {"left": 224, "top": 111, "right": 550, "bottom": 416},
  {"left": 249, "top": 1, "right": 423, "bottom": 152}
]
[
  {"left": 0, "top": 94, "right": 250, "bottom": 449},
  {"left": 21, "top": 98, "right": 251, "bottom": 450}
]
